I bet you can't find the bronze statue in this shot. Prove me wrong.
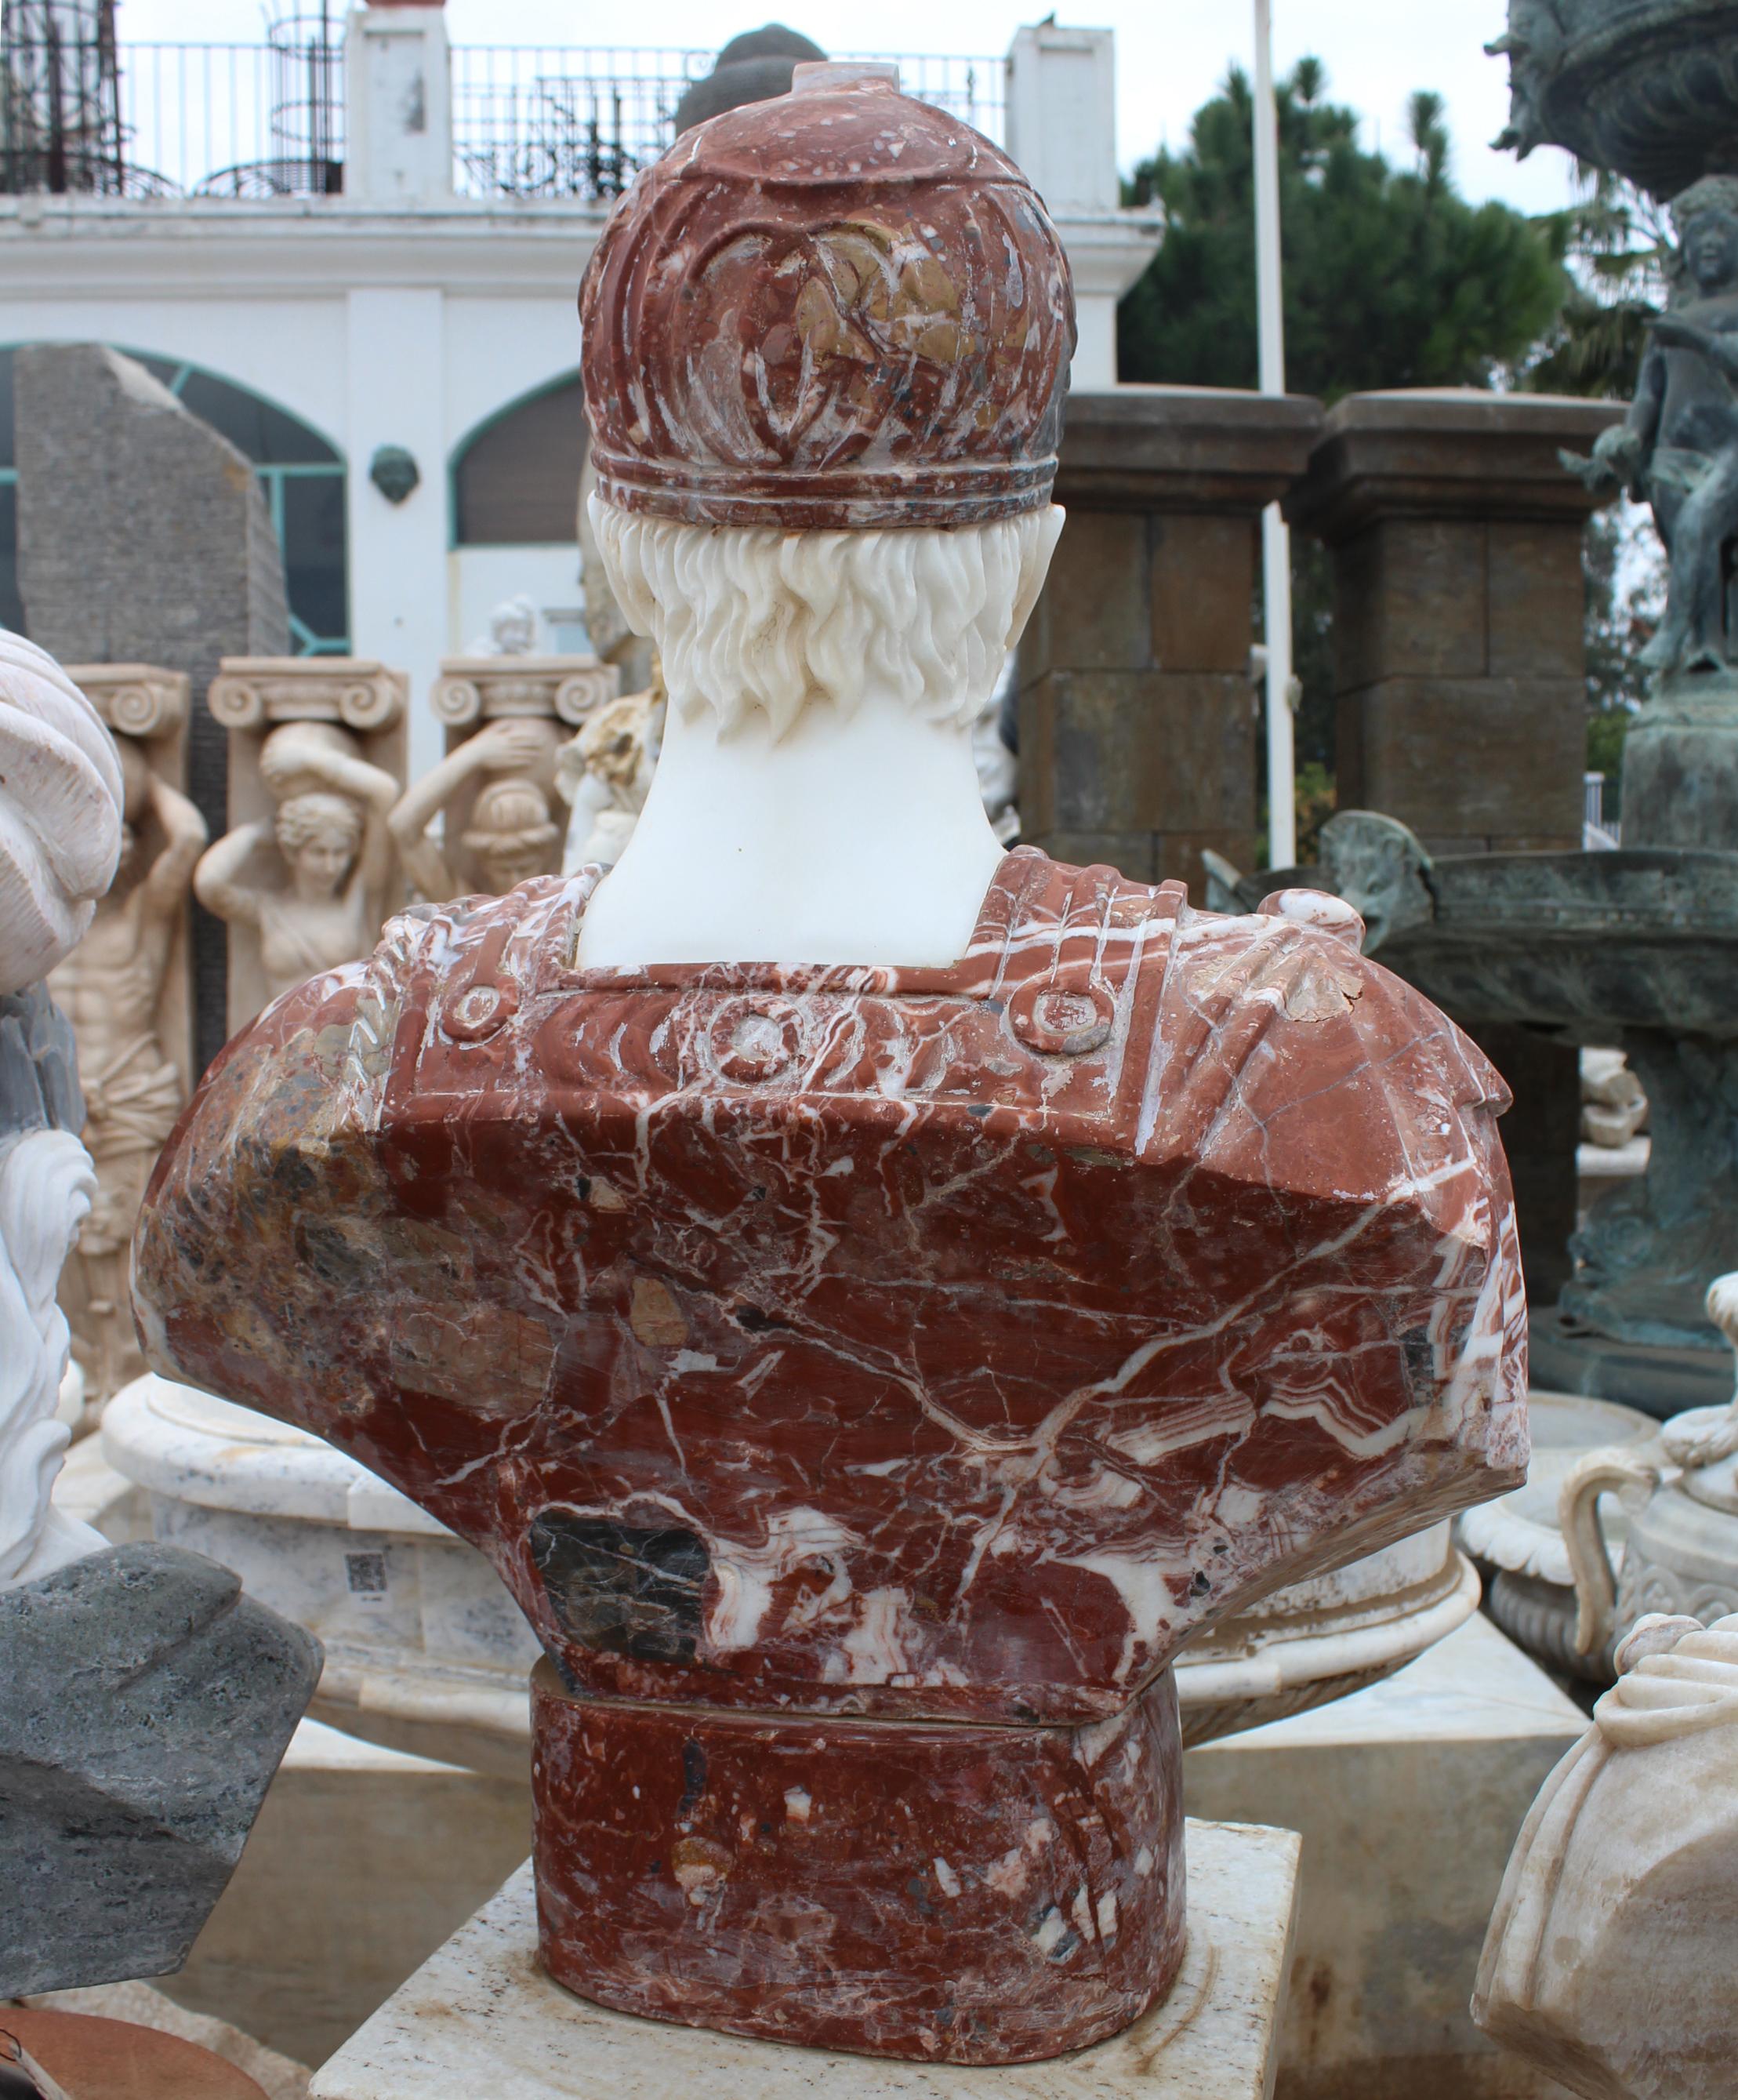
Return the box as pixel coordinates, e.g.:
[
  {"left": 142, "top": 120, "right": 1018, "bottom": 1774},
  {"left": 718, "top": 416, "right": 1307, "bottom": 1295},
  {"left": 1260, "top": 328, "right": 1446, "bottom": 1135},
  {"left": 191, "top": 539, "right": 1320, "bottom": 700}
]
[{"left": 1568, "top": 176, "right": 1738, "bottom": 673}]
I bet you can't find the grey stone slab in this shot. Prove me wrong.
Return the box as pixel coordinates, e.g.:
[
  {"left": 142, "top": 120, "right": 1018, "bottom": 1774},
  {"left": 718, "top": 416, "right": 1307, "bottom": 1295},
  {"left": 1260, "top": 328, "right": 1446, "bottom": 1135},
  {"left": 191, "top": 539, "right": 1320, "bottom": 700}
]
[
  {"left": 0, "top": 1542, "right": 321, "bottom": 1996},
  {"left": 13, "top": 345, "right": 289, "bottom": 1074}
]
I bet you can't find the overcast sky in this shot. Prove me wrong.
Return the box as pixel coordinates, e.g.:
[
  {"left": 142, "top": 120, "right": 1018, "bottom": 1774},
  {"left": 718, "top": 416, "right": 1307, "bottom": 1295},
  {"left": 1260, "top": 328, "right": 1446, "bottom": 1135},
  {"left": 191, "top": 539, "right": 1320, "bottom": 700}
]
[{"left": 116, "top": 0, "right": 1581, "bottom": 216}]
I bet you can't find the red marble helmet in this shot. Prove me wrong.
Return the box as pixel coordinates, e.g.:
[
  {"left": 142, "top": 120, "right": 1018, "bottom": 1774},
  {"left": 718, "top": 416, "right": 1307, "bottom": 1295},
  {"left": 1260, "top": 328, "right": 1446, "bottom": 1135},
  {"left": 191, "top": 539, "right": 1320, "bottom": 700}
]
[{"left": 579, "top": 62, "right": 1076, "bottom": 530}]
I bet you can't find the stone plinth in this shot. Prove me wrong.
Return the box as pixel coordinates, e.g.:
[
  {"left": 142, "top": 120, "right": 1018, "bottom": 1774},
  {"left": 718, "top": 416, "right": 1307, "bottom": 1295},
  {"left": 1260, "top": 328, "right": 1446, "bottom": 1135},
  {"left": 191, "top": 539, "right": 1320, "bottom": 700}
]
[
  {"left": 1018, "top": 386, "right": 1323, "bottom": 890},
  {"left": 1185, "top": 1610, "right": 1585, "bottom": 2100},
  {"left": 1284, "top": 388, "right": 1619, "bottom": 859},
  {"left": 308, "top": 1820, "right": 1299, "bottom": 2100},
  {"left": 13, "top": 344, "right": 290, "bottom": 1074}
]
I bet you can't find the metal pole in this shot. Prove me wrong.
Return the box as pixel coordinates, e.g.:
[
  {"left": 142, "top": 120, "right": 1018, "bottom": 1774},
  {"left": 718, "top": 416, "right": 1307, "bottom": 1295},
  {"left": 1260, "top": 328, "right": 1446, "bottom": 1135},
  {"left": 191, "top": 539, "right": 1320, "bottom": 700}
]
[{"left": 1253, "top": 0, "right": 1297, "bottom": 870}]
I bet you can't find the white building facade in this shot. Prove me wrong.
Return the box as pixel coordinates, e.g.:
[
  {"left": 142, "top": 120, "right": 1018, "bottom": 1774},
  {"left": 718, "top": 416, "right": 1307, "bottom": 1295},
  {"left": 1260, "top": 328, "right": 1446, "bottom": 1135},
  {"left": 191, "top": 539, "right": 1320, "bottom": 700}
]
[{"left": 0, "top": 5, "right": 1160, "bottom": 779}]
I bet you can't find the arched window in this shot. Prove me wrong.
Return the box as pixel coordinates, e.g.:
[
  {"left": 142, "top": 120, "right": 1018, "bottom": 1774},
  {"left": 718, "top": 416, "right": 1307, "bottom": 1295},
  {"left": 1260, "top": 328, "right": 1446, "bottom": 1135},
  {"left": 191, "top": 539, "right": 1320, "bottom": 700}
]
[
  {"left": 0, "top": 344, "right": 348, "bottom": 654},
  {"left": 452, "top": 372, "right": 586, "bottom": 547}
]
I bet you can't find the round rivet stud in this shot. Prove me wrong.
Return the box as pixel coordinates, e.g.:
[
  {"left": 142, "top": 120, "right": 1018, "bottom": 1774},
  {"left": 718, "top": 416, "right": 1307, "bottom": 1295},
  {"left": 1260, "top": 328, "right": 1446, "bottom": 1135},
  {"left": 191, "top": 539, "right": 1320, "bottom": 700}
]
[
  {"left": 446, "top": 982, "right": 517, "bottom": 1042},
  {"left": 709, "top": 999, "right": 802, "bottom": 1083},
  {"left": 1008, "top": 980, "right": 1114, "bottom": 1056}
]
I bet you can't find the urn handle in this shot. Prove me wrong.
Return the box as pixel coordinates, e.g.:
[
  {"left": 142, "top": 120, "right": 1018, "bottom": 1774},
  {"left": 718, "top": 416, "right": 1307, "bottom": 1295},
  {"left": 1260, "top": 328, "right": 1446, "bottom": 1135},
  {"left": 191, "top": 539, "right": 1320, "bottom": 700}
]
[{"left": 1560, "top": 1447, "right": 1663, "bottom": 1659}]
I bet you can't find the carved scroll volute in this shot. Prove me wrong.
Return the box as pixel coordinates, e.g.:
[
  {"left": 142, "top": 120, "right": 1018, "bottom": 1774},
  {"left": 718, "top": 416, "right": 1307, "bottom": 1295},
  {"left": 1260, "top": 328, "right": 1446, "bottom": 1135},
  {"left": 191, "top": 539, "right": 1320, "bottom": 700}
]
[
  {"left": 433, "top": 675, "right": 484, "bottom": 728},
  {"left": 555, "top": 663, "right": 623, "bottom": 725},
  {"left": 207, "top": 670, "right": 267, "bottom": 729},
  {"left": 434, "top": 658, "right": 621, "bottom": 732},
  {"left": 209, "top": 659, "right": 406, "bottom": 736},
  {"left": 68, "top": 664, "right": 191, "bottom": 741}
]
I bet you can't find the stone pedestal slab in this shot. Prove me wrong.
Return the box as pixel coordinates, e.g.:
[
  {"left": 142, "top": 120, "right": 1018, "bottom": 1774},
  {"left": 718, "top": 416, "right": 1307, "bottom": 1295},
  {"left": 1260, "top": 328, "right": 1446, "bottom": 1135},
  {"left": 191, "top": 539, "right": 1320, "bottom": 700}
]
[
  {"left": 309, "top": 1818, "right": 1299, "bottom": 2100},
  {"left": 1018, "top": 387, "right": 1323, "bottom": 890}
]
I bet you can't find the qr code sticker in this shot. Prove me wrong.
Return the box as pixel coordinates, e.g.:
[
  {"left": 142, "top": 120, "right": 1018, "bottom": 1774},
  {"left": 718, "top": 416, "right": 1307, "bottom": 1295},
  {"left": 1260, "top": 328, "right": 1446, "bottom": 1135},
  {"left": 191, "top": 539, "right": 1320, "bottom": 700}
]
[{"left": 346, "top": 1551, "right": 389, "bottom": 1596}]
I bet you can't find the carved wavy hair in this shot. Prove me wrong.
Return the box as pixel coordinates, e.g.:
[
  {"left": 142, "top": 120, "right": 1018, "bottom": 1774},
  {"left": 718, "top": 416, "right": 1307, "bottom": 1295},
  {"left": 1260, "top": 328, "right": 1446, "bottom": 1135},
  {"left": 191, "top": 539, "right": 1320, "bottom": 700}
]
[
  {"left": 275, "top": 790, "right": 364, "bottom": 858},
  {"left": 590, "top": 496, "right": 1062, "bottom": 741},
  {"left": 0, "top": 630, "right": 123, "bottom": 993}
]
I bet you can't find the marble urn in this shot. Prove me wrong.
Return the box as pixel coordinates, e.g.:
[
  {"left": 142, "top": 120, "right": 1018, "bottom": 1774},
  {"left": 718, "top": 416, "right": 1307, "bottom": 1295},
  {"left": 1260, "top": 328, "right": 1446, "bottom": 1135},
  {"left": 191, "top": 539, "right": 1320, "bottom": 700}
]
[{"left": 132, "top": 64, "right": 1528, "bottom": 2070}]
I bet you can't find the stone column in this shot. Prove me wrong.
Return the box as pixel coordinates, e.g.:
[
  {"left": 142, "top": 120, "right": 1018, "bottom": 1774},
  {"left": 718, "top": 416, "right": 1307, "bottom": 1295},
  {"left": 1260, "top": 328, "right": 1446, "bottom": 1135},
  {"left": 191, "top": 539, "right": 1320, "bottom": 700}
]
[
  {"left": 1285, "top": 389, "right": 1620, "bottom": 857},
  {"left": 1015, "top": 386, "right": 1323, "bottom": 889},
  {"left": 343, "top": 1, "right": 453, "bottom": 207},
  {"left": 1286, "top": 389, "right": 1622, "bottom": 1306},
  {"left": 13, "top": 344, "right": 291, "bottom": 1075}
]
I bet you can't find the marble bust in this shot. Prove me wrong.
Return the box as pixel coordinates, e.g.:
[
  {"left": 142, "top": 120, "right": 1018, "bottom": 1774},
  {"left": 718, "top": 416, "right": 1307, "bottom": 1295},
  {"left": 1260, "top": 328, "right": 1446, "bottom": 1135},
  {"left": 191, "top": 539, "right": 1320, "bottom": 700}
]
[{"left": 135, "top": 67, "right": 1528, "bottom": 2066}]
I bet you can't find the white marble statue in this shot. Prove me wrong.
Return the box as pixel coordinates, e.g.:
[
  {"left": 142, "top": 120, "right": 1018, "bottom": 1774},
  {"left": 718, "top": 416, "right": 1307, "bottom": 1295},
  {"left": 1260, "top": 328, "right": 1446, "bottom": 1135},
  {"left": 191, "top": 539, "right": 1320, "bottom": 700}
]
[
  {"left": 194, "top": 720, "right": 400, "bottom": 1008},
  {"left": 49, "top": 737, "right": 205, "bottom": 1410},
  {"left": 0, "top": 628, "right": 123, "bottom": 1588},
  {"left": 389, "top": 717, "right": 566, "bottom": 901},
  {"left": 1473, "top": 1608, "right": 1738, "bottom": 2098},
  {"left": 466, "top": 594, "right": 539, "bottom": 658},
  {"left": 558, "top": 677, "right": 666, "bottom": 870},
  {"left": 575, "top": 500, "right": 1061, "bottom": 968}
]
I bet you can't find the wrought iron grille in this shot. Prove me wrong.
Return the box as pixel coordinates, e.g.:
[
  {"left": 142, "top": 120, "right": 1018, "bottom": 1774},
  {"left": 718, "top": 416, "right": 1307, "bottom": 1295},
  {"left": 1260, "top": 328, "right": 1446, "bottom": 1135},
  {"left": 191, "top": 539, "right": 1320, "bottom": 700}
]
[
  {"left": 448, "top": 45, "right": 1004, "bottom": 202},
  {"left": 196, "top": 1, "right": 343, "bottom": 198},
  {"left": 0, "top": 0, "right": 150, "bottom": 195},
  {"left": 9, "top": 39, "right": 1003, "bottom": 202}
]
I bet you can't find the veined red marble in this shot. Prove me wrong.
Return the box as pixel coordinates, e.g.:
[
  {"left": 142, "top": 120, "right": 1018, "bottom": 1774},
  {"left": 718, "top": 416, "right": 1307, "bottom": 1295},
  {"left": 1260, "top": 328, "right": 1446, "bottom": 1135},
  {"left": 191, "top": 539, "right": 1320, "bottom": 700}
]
[{"left": 134, "top": 848, "right": 1526, "bottom": 2061}]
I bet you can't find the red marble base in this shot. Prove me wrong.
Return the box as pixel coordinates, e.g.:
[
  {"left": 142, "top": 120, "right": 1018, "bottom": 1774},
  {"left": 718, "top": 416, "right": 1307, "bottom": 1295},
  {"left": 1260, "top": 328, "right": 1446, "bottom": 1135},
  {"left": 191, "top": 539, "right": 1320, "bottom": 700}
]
[{"left": 530, "top": 1662, "right": 1187, "bottom": 2064}]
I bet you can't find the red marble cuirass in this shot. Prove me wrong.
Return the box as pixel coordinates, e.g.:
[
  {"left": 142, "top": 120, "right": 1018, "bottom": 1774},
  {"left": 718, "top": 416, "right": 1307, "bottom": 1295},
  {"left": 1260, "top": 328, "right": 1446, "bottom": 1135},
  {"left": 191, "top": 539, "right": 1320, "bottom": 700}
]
[{"left": 134, "top": 848, "right": 1526, "bottom": 2063}]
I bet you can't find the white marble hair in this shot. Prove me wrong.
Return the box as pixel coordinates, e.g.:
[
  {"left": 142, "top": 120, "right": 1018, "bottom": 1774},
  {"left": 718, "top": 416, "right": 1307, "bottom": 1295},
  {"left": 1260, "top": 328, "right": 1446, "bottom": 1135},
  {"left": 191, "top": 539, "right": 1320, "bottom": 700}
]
[
  {"left": 590, "top": 498, "right": 1062, "bottom": 741},
  {"left": 0, "top": 629, "right": 125, "bottom": 995}
]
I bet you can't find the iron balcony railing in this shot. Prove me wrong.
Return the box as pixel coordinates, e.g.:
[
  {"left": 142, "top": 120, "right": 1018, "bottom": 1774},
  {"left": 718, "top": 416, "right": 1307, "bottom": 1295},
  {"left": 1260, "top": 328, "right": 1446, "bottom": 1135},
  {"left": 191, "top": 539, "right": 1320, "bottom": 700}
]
[
  {"left": 449, "top": 45, "right": 1003, "bottom": 201},
  {"left": 2, "top": 40, "right": 1003, "bottom": 202}
]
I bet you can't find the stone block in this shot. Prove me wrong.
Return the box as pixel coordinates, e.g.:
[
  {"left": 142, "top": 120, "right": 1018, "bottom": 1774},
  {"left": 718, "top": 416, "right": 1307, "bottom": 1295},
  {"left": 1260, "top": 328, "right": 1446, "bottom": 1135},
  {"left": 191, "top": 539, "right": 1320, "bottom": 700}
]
[
  {"left": 1486, "top": 522, "right": 1587, "bottom": 681},
  {"left": 1337, "top": 678, "right": 1584, "bottom": 844},
  {"left": 1332, "top": 521, "right": 1489, "bottom": 690},
  {"left": 1024, "top": 510, "right": 1151, "bottom": 674},
  {"left": 1056, "top": 387, "right": 1323, "bottom": 514},
  {"left": 154, "top": 1720, "right": 534, "bottom": 2069},
  {"left": 0, "top": 1542, "right": 321, "bottom": 1997},
  {"left": 1150, "top": 514, "right": 1257, "bottom": 674},
  {"left": 307, "top": 1819, "right": 1301, "bottom": 2100},
  {"left": 1021, "top": 670, "right": 1254, "bottom": 834},
  {"left": 13, "top": 345, "right": 290, "bottom": 1074},
  {"left": 1184, "top": 1612, "right": 1585, "bottom": 2100}
]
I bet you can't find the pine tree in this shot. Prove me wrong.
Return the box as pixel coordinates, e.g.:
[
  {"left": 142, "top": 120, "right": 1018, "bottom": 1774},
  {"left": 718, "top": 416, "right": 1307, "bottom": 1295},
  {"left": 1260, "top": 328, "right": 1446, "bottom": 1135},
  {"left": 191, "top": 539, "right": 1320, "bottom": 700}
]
[{"left": 1116, "top": 62, "right": 1564, "bottom": 401}]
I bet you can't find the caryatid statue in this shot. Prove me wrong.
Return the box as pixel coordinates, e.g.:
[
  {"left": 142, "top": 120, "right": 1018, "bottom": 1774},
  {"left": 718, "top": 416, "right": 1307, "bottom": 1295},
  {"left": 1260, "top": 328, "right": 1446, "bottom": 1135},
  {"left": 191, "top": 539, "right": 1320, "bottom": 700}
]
[
  {"left": 388, "top": 716, "right": 567, "bottom": 901},
  {"left": 1569, "top": 175, "right": 1738, "bottom": 674},
  {"left": 193, "top": 721, "right": 400, "bottom": 1011},
  {"left": 136, "top": 67, "right": 1527, "bottom": 2066},
  {"left": 49, "top": 736, "right": 205, "bottom": 1408}
]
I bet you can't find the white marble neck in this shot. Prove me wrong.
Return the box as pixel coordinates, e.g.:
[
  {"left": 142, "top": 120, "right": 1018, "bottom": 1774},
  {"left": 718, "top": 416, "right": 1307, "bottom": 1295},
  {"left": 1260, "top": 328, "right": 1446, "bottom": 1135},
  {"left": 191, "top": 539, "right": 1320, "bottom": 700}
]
[{"left": 574, "top": 681, "right": 1006, "bottom": 970}]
